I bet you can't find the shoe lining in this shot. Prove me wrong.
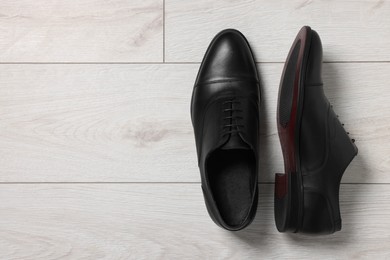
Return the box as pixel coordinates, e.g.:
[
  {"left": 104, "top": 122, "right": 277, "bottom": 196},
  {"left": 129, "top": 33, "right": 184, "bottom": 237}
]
[{"left": 207, "top": 149, "right": 256, "bottom": 227}]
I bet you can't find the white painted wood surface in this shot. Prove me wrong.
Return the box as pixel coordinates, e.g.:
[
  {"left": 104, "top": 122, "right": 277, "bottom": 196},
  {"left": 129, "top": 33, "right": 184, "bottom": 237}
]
[
  {"left": 166, "top": 0, "right": 390, "bottom": 62},
  {"left": 0, "top": 184, "right": 389, "bottom": 259},
  {"left": 0, "top": 0, "right": 163, "bottom": 62},
  {"left": 0, "top": 0, "right": 389, "bottom": 259}
]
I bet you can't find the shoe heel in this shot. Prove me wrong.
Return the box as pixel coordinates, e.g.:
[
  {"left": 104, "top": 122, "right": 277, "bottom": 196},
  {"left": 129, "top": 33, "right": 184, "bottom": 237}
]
[
  {"left": 274, "top": 172, "right": 301, "bottom": 232},
  {"left": 275, "top": 173, "right": 288, "bottom": 232}
]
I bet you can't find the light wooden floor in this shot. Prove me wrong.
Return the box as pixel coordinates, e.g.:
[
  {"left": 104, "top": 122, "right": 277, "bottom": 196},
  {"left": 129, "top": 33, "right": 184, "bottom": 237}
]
[{"left": 0, "top": 0, "right": 389, "bottom": 259}]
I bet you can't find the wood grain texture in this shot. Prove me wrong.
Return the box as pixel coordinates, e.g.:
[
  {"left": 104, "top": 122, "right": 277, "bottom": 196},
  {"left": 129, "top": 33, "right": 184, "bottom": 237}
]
[
  {"left": 0, "top": 184, "right": 389, "bottom": 259},
  {"left": 0, "top": 64, "right": 194, "bottom": 182},
  {"left": 0, "top": 63, "right": 387, "bottom": 183},
  {"left": 0, "top": 0, "right": 163, "bottom": 62},
  {"left": 0, "top": 1, "right": 389, "bottom": 259},
  {"left": 165, "top": 0, "right": 390, "bottom": 62}
]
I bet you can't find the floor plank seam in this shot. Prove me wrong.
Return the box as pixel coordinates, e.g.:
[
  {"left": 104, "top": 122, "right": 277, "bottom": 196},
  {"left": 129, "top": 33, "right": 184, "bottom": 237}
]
[
  {"left": 1, "top": 61, "right": 389, "bottom": 65},
  {"left": 0, "top": 182, "right": 387, "bottom": 185},
  {"left": 163, "top": 0, "right": 165, "bottom": 63}
]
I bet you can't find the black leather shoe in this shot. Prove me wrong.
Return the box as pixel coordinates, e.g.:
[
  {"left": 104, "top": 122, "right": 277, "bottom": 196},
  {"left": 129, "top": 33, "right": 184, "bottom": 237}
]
[
  {"left": 274, "top": 26, "right": 358, "bottom": 234},
  {"left": 191, "top": 29, "right": 261, "bottom": 231}
]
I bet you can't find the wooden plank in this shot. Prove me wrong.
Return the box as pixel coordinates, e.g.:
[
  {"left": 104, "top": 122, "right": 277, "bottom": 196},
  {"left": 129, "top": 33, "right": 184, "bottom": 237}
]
[
  {"left": 165, "top": 0, "right": 390, "bottom": 62},
  {"left": 0, "top": 0, "right": 163, "bottom": 62},
  {"left": 0, "top": 63, "right": 387, "bottom": 182},
  {"left": 0, "top": 64, "right": 195, "bottom": 182},
  {"left": 0, "top": 184, "right": 389, "bottom": 259}
]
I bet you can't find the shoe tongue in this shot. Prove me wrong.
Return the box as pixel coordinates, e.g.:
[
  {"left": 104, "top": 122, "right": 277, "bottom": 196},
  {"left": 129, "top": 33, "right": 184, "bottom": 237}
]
[{"left": 220, "top": 134, "right": 250, "bottom": 150}]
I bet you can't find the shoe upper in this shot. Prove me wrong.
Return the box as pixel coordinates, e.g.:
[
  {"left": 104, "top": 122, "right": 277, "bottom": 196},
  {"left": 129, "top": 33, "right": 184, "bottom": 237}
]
[
  {"left": 299, "top": 28, "right": 358, "bottom": 233},
  {"left": 300, "top": 29, "right": 327, "bottom": 174},
  {"left": 191, "top": 29, "right": 260, "bottom": 230}
]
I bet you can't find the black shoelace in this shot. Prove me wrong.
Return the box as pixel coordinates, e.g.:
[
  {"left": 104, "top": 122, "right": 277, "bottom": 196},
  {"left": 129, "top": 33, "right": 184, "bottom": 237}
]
[{"left": 221, "top": 99, "right": 244, "bottom": 137}]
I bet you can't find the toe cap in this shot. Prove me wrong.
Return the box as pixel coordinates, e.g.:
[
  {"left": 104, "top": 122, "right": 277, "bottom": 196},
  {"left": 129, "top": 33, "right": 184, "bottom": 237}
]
[{"left": 195, "top": 29, "right": 258, "bottom": 85}]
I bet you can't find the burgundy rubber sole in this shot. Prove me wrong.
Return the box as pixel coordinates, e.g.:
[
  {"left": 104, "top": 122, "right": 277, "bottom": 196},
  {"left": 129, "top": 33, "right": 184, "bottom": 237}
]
[{"left": 274, "top": 26, "right": 312, "bottom": 233}]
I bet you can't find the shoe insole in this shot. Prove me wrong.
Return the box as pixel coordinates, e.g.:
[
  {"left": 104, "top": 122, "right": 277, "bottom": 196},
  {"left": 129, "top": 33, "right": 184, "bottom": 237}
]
[{"left": 207, "top": 149, "right": 256, "bottom": 227}]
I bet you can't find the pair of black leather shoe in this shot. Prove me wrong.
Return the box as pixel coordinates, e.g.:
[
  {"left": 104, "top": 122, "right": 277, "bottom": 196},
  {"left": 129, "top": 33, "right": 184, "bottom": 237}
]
[{"left": 190, "top": 26, "right": 358, "bottom": 233}]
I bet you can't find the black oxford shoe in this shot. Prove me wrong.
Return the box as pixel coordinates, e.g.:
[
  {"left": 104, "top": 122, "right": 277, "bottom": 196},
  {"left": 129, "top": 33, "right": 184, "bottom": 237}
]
[
  {"left": 191, "top": 29, "right": 261, "bottom": 231},
  {"left": 275, "top": 26, "right": 358, "bottom": 234}
]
